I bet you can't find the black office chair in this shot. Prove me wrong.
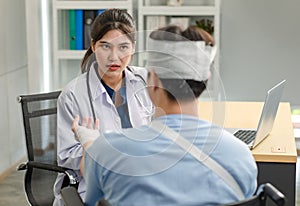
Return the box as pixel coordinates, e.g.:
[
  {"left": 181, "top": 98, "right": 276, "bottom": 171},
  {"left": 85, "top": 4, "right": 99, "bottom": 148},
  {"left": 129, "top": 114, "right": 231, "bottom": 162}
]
[
  {"left": 17, "top": 91, "right": 79, "bottom": 206},
  {"left": 61, "top": 186, "right": 110, "bottom": 206},
  {"left": 221, "top": 183, "right": 286, "bottom": 206},
  {"left": 60, "top": 182, "right": 286, "bottom": 206}
]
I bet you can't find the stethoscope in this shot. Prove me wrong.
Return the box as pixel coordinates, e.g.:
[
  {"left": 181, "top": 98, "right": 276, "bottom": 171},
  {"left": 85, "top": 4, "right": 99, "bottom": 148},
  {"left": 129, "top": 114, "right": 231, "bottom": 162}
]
[{"left": 86, "top": 65, "right": 153, "bottom": 123}]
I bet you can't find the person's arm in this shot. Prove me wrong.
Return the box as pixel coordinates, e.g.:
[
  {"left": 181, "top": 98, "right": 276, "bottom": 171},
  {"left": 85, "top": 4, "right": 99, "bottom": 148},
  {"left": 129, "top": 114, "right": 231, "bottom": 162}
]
[
  {"left": 72, "top": 115, "right": 100, "bottom": 175},
  {"left": 84, "top": 150, "right": 105, "bottom": 206},
  {"left": 57, "top": 93, "right": 84, "bottom": 170}
]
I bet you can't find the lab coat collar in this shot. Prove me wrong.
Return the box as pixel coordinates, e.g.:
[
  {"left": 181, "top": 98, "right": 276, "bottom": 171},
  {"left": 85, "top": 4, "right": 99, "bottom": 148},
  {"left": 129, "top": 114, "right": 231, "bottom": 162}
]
[
  {"left": 124, "top": 67, "right": 141, "bottom": 83},
  {"left": 88, "top": 62, "right": 106, "bottom": 101},
  {"left": 88, "top": 63, "right": 141, "bottom": 102}
]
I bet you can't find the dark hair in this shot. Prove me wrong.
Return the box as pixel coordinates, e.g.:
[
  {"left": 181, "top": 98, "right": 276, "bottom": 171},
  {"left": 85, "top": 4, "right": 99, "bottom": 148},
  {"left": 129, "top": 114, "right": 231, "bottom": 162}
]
[
  {"left": 149, "top": 25, "right": 213, "bottom": 101},
  {"left": 150, "top": 25, "right": 214, "bottom": 46},
  {"left": 81, "top": 9, "right": 136, "bottom": 73}
]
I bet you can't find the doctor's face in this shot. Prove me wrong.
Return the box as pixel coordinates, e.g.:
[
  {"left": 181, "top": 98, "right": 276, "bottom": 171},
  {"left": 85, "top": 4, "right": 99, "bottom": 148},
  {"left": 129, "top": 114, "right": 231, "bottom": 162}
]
[{"left": 92, "top": 29, "right": 135, "bottom": 80}]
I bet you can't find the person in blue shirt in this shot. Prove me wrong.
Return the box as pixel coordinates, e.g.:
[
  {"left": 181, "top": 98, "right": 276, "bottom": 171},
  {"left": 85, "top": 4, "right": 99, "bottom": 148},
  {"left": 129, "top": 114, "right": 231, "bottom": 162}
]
[
  {"left": 53, "top": 9, "right": 153, "bottom": 206},
  {"left": 73, "top": 25, "right": 258, "bottom": 206}
]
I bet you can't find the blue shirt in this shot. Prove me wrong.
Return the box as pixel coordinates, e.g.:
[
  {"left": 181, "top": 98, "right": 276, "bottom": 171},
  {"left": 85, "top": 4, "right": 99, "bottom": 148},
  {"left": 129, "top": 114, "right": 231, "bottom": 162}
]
[
  {"left": 84, "top": 115, "right": 258, "bottom": 206},
  {"left": 101, "top": 74, "right": 132, "bottom": 128},
  {"left": 115, "top": 85, "right": 132, "bottom": 128}
]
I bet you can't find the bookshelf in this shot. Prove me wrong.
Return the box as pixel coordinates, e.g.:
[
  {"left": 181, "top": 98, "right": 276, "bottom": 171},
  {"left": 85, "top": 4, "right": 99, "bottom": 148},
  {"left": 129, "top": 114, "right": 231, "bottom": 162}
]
[
  {"left": 136, "top": 0, "right": 221, "bottom": 100},
  {"left": 52, "top": 0, "right": 133, "bottom": 89}
]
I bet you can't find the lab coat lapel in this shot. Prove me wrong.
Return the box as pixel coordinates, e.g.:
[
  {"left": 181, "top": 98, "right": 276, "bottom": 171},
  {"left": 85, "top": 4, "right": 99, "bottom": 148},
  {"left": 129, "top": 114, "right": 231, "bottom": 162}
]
[{"left": 125, "top": 69, "right": 145, "bottom": 127}]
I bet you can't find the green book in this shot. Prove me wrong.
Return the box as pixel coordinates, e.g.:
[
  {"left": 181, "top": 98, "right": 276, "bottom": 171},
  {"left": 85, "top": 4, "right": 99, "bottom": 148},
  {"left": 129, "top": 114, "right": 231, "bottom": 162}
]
[{"left": 69, "top": 10, "right": 76, "bottom": 50}]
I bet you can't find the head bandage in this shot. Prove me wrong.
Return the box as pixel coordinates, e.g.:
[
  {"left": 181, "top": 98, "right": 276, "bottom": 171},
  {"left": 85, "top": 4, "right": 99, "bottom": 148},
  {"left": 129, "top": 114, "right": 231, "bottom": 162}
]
[{"left": 146, "top": 38, "right": 217, "bottom": 81}]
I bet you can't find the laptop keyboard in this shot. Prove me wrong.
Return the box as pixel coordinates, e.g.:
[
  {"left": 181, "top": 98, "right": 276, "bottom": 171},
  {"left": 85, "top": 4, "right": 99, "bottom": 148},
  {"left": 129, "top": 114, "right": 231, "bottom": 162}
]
[{"left": 234, "top": 130, "right": 257, "bottom": 144}]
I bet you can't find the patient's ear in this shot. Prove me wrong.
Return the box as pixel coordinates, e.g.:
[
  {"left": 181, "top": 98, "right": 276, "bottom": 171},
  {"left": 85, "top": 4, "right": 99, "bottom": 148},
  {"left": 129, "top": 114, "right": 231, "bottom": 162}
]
[
  {"left": 147, "top": 70, "right": 161, "bottom": 90},
  {"left": 147, "top": 70, "right": 163, "bottom": 106}
]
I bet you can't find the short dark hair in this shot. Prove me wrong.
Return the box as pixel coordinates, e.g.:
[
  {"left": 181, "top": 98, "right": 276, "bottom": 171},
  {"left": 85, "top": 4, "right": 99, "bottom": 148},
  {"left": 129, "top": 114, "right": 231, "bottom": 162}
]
[{"left": 161, "top": 79, "right": 207, "bottom": 101}]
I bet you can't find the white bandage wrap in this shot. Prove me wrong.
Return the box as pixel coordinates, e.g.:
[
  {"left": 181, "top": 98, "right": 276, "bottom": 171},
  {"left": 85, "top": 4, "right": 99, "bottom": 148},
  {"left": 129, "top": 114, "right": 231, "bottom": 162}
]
[
  {"left": 146, "top": 38, "right": 217, "bottom": 81},
  {"left": 74, "top": 126, "right": 100, "bottom": 145}
]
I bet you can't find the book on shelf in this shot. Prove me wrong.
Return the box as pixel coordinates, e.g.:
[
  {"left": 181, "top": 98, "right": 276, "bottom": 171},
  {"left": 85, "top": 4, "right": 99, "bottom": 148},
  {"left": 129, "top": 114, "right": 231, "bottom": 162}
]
[
  {"left": 75, "top": 10, "right": 84, "bottom": 50},
  {"left": 69, "top": 10, "right": 76, "bottom": 50},
  {"left": 84, "top": 10, "right": 96, "bottom": 49},
  {"left": 69, "top": 9, "right": 106, "bottom": 50},
  {"left": 83, "top": 9, "right": 105, "bottom": 49}
]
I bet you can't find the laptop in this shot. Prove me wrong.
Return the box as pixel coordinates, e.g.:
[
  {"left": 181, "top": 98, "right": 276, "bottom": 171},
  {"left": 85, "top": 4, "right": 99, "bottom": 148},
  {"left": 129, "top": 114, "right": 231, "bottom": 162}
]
[{"left": 226, "top": 80, "right": 286, "bottom": 150}]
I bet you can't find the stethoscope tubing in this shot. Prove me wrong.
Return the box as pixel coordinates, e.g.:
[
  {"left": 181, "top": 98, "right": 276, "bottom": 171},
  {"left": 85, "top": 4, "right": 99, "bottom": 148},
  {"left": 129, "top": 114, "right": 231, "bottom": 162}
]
[{"left": 86, "top": 66, "right": 153, "bottom": 123}]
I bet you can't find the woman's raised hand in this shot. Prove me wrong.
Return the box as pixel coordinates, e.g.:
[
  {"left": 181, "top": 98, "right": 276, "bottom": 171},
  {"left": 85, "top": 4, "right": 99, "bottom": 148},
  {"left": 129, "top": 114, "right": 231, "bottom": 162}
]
[{"left": 72, "top": 115, "right": 100, "bottom": 146}]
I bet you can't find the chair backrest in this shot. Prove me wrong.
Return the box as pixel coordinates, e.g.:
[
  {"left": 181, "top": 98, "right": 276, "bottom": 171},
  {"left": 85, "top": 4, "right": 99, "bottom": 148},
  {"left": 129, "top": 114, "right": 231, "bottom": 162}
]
[{"left": 18, "top": 90, "right": 61, "bottom": 206}]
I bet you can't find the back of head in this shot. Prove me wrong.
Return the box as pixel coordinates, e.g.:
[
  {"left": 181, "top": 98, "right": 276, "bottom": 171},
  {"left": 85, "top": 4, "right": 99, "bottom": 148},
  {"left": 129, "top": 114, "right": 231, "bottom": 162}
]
[
  {"left": 81, "top": 9, "right": 136, "bottom": 73},
  {"left": 147, "top": 25, "right": 216, "bottom": 101},
  {"left": 150, "top": 25, "right": 214, "bottom": 45}
]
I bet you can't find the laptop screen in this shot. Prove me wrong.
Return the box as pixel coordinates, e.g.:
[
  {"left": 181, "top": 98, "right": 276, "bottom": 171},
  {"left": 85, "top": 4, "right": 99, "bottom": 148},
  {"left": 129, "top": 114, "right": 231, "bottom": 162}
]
[{"left": 253, "top": 80, "right": 286, "bottom": 147}]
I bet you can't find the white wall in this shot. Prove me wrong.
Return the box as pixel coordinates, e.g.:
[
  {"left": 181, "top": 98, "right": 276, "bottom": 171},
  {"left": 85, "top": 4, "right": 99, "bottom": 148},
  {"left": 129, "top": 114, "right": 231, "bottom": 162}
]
[
  {"left": 0, "top": 0, "right": 28, "bottom": 174},
  {"left": 220, "top": 0, "right": 300, "bottom": 106},
  {"left": 0, "top": 0, "right": 50, "bottom": 175},
  {"left": 26, "top": 0, "right": 44, "bottom": 93}
]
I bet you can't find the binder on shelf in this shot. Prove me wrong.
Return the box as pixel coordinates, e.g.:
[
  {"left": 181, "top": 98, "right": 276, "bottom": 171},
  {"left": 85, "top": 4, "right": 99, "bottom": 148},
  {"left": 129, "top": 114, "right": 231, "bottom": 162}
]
[
  {"left": 83, "top": 9, "right": 106, "bottom": 49},
  {"left": 75, "top": 9, "right": 84, "bottom": 50},
  {"left": 84, "top": 10, "right": 97, "bottom": 49},
  {"left": 69, "top": 10, "right": 76, "bottom": 50}
]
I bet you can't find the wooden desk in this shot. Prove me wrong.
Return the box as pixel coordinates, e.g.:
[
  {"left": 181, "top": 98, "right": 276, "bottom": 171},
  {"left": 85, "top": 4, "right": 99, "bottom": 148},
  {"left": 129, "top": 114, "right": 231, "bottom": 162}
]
[{"left": 198, "top": 101, "right": 297, "bottom": 206}]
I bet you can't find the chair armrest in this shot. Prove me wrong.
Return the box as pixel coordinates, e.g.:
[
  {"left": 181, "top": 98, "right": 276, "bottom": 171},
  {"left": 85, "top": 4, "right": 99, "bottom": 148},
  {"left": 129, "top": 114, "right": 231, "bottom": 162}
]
[
  {"left": 27, "top": 161, "right": 68, "bottom": 172},
  {"left": 61, "top": 186, "right": 84, "bottom": 206},
  {"left": 261, "top": 183, "right": 286, "bottom": 206},
  {"left": 17, "top": 161, "right": 80, "bottom": 187},
  {"left": 17, "top": 161, "right": 66, "bottom": 172},
  {"left": 17, "top": 162, "right": 28, "bottom": 171}
]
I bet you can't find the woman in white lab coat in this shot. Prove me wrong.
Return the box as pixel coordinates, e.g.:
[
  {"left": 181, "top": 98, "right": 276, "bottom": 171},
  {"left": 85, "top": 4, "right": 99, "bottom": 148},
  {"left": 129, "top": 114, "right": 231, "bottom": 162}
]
[{"left": 53, "top": 9, "right": 153, "bottom": 206}]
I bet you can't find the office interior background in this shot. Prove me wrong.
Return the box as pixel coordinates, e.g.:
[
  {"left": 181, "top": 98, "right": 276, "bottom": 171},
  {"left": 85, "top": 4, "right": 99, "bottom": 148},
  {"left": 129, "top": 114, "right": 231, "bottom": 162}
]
[{"left": 0, "top": 0, "right": 300, "bottom": 189}]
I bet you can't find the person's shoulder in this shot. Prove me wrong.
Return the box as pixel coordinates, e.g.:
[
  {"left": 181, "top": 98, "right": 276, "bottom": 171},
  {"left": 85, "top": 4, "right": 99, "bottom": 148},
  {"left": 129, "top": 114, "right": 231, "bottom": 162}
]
[
  {"left": 59, "top": 73, "right": 87, "bottom": 101},
  {"left": 208, "top": 125, "right": 256, "bottom": 171},
  {"left": 218, "top": 128, "right": 253, "bottom": 156},
  {"left": 204, "top": 123, "right": 250, "bottom": 153},
  {"left": 60, "top": 73, "right": 86, "bottom": 94}
]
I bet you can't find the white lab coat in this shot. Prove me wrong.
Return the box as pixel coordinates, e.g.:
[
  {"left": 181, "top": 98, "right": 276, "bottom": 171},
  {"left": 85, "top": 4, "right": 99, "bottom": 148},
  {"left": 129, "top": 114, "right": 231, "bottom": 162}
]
[{"left": 53, "top": 63, "right": 153, "bottom": 205}]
